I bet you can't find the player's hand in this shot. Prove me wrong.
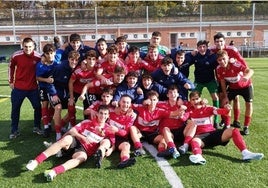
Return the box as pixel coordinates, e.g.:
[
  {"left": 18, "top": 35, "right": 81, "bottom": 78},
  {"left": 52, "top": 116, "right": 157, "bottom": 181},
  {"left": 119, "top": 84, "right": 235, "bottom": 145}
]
[
  {"left": 9, "top": 83, "right": 14, "bottom": 89},
  {"left": 136, "top": 87, "right": 143, "bottom": 95},
  {"left": 79, "top": 95, "right": 85, "bottom": 101}
]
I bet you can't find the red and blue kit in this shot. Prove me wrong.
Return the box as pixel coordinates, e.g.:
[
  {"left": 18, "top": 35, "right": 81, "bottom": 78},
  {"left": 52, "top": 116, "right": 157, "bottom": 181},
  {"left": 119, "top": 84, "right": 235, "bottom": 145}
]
[
  {"left": 132, "top": 104, "right": 170, "bottom": 132},
  {"left": 216, "top": 61, "right": 252, "bottom": 89},
  {"left": 74, "top": 119, "right": 115, "bottom": 156}
]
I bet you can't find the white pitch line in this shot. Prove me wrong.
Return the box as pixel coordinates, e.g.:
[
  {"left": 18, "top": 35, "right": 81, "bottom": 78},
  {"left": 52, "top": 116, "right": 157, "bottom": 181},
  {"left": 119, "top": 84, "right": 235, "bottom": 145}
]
[{"left": 143, "top": 142, "right": 184, "bottom": 188}]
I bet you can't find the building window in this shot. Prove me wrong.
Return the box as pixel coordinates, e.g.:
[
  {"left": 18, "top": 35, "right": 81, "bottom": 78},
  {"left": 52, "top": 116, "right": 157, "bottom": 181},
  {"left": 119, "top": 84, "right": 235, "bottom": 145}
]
[
  {"left": 247, "top": 31, "right": 252, "bottom": 36},
  {"left": 44, "top": 36, "right": 48, "bottom": 40},
  {"left": 91, "top": 35, "right": 95, "bottom": 39},
  {"left": 170, "top": 33, "right": 178, "bottom": 48},
  {"left": 227, "top": 32, "right": 231, "bottom": 36},
  {"left": 237, "top": 32, "right": 241, "bottom": 36},
  {"left": 6, "top": 36, "right": 10, "bottom": 41},
  {"left": 124, "top": 34, "right": 128, "bottom": 39},
  {"left": 101, "top": 35, "right": 105, "bottom": 39},
  {"left": 81, "top": 35, "right": 86, "bottom": 39},
  {"left": 111, "top": 35, "right": 115, "bottom": 39},
  {"left": 181, "top": 33, "right": 186, "bottom": 37},
  {"left": 143, "top": 34, "right": 148, "bottom": 38},
  {"left": 190, "top": 33, "right": 195, "bottom": 37},
  {"left": 134, "top": 34, "right": 138, "bottom": 38}
]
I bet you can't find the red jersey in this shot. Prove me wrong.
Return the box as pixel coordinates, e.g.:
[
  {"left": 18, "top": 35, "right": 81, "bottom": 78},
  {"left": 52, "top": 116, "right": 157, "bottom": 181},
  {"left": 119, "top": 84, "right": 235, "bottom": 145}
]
[
  {"left": 71, "top": 66, "right": 97, "bottom": 94},
  {"left": 8, "top": 50, "right": 41, "bottom": 90},
  {"left": 143, "top": 55, "right": 164, "bottom": 73},
  {"left": 74, "top": 119, "right": 115, "bottom": 156},
  {"left": 157, "top": 101, "right": 189, "bottom": 132},
  {"left": 216, "top": 61, "right": 252, "bottom": 89},
  {"left": 126, "top": 59, "right": 155, "bottom": 73},
  {"left": 108, "top": 110, "right": 136, "bottom": 138},
  {"left": 97, "top": 59, "right": 127, "bottom": 79},
  {"left": 132, "top": 104, "right": 170, "bottom": 132},
  {"left": 188, "top": 105, "right": 229, "bottom": 135},
  {"left": 210, "top": 45, "right": 247, "bottom": 67}
]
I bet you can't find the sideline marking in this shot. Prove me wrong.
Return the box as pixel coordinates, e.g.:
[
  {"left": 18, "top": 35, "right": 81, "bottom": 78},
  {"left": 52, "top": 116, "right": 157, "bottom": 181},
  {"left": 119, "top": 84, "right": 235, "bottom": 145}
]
[
  {"left": 143, "top": 142, "right": 184, "bottom": 188},
  {"left": 76, "top": 105, "right": 184, "bottom": 187},
  {"left": 0, "top": 98, "right": 8, "bottom": 103}
]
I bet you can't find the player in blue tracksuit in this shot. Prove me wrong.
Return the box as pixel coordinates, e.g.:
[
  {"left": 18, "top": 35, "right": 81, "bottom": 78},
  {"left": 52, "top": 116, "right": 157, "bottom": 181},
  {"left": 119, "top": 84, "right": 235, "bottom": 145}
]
[
  {"left": 151, "top": 56, "right": 194, "bottom": 101},
  {"left": 112, "top": 71, "right": 144, "bottom": 106},
  {"left": 46, "top": 51, "right": 80, "bottom": 141},
  {"left": 55, "top": 33, "right": 94, "bottom": 62}
]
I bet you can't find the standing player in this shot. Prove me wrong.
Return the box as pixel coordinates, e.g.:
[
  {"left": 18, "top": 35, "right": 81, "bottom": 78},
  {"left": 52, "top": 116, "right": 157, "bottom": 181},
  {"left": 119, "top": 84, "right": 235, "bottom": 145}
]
[
  {"left": 216, "top": 50, "right": 254, "bottom": 135},
  {"left": 8, "top": 37, "right": 42, "bottom": 139}
]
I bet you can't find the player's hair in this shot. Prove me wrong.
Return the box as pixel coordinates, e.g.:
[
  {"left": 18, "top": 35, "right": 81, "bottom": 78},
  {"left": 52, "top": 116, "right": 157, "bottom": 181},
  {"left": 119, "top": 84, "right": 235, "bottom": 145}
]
[
  {"left": 146, "top": 90, "right": 159, "bottom": 99},
  {"left": 115, "top": 36, "right": 127, "bottom": 44},
  {"left": 197, "top": 40, "right": 209, "bottom": 47},
  {"left": 128, "top": 46, "right": 140, "bottom": 53},
  {"left": 43, "top": 43, "right": 56, "bottom": 53},
  {"left": 216, "top": 50, "right": 228, "bottom": 59},
  {"left": 148, "top": 44, "right": 158, "bottom": 51},
  {"left": 98, "top": 104, "right": 110, "bottom": 112},
  {"left": 142, "top": 73, "right": 153, "bottom": 80},
  {"left": 213, "top": 32, "right": 225, "bottom": 41},
  {"left": 69, "top": 33, "right": 81, "bottom": 42},
  {"left": 85, "top": 50, "right": 97, "bottom": 58},
  {"left": 175, "top": 50, "right": 185, "bottom": 56},
  {"left": 107, "top": 44, "right": 118, "bottom": 54},
  {"left": 161, "top": 56, "right": 173, "bottom": 65},
  {"left": 22, "top": 37, "right": 34, "bottom": 44},
  {"left": 152, "top": 31, "right": 161, "bottom": 37},
  {"left": 120, "top": 94, "right": 132, "bottom": 101},
  {"left": 189, "top": 91, "right": 201, "bottom": 99},
  {"left": 126, "top": 71, "right": 139, "bottom": 78},
  {"left": 68, "top": 50, "right": 80, "bottom": 59},
  {"left": 102, "top": 87, "right": 114, "bottom": 96},
  {"left": 167, "top": 84, "right": 179, "bottom": 92},
  {"left": 113, "top": 65, "right": 126, "bottom": 75},
  {"left": 97, "top": 37, "right": 107, "bottom": 44}
]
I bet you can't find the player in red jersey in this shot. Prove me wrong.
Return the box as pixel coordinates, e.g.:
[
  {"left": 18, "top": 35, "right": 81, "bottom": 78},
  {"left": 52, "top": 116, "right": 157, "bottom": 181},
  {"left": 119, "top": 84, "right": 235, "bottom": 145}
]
[
  {"left": 115, "top": 36, "right": 129, "bottom": 60},
  {"left": 26, "top": 105, "right": 115, "bottom": 181},
  {"left": 156, "top": 85, "right": 189, "bottom": 159},
  {"left": 68, "top": 50, "right": 99, "bottom": 125},
  {"left": 84, "top": 87, "right": 114, "bottom": 120},
  {"left": 129, "top": 90, "right": 183, "bottom": 156},
  {"left": 210, "top": 32, "right": 248, "bottom": 128},
  {"left": 8, "top": 37, "right": 42, "bottom": 139},
  {"left": 108, "top": 95, "right": 137, "bottom": 168},
  {"left": 143, "top": 44, "right": 164, "bottom": 73},
  {"left": 184, "top": 91, "right": 263, "bottom": 165},
  {"left": 216, "top": 50, "right": 254, "bottom": 135}
]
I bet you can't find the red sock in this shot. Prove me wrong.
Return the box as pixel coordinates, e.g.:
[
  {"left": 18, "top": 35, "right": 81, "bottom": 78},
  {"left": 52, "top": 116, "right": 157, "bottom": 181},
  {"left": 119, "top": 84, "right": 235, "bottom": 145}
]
[
  {"left": 190, "top": 140, "right": 202, "bottom": 155},
  {"left": 121, "top": 155, "right": 129, "bottom": 162},
  {"left": 48, "top": 107, "right": 54, "bottom": 123},
  {"left": 54, "top": 124, "right": 61, "bottom": 133},
  {"left": 35, "top": 152, "right": 47, "bottom": 164},
  {"left": 53, "top": 165, "right": 65, "bottom": 175},
  {"left": 244, "top": 116, "right": 251, "bottom": 127},
  {"left": 167, "top": 141, "right": 175, "bottom": 148},
  {"left": 224, "top": 115, "right": 231, "bottom": 126},
  {"left": 158, "top": 146, "right": 166, "bottom": 152},
  {"left": 184, "top": 136, "right": 192, "bottom": 144},
  {"left": 134, "top": 142, "right": 142, "bottom": 149},
  {"left": 68, "top": 105, "right": 76, "bottom": 127},
  {"left": 41, "top": 107, "right": 49, "bottom": 126},
  {"left": 232, "top": 128, "right": 246, "bottom": 151},
  {"left": 234, "top": 108, "right": 240, "bottom": 121}
]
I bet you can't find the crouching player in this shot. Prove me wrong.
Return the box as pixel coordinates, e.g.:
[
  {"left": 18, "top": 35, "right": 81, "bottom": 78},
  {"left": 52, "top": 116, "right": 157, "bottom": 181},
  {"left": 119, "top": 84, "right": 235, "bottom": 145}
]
[{"left": 26, "top": 105, "right": 115, "bottom": 181}]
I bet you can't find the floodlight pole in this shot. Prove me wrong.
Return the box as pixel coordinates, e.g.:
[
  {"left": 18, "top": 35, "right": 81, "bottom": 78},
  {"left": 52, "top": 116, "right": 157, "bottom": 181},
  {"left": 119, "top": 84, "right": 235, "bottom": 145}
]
[
  {"left": 199, "top": 4, "right": 202, "bottom": 41},
  {"left": 251, "top": 3, "right": 255, "bottom": 47},
  {"left": 95, "top": 6, "right": 98, "bottom": 41},
  {"left": 11, "top": 8, "right": 16, "bottom": 44},
  {"left": 53, "top": 8, "right": 57, "bottom": 35}
]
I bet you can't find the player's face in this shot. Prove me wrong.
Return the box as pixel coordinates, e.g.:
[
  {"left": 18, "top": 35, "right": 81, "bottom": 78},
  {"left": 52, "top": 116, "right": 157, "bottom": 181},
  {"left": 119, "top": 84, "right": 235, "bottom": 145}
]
[
  {"left": 148, "top": 95, "right": 159, "bottom": 107},
  {"left": 101, "top": 93, "right": 113, "bottom": 105},
  {"left": 113, "top": 73, "right": 125, "bottom": 84},
  {"left": 23, "top": 41, "right": 35, "bottom": 55},
  {"left": 142, "top": 78, "right": 152, "bottom": 89},
  {"left": 215, "top": 38, "right": 225, "bottom": 50},
  {"left": 97, "top": 109, "right": 109, "bottom": 122},
  {"left": 161, "top": 63, "right": 173, "bottom": 75},
  {"left": 68, "top": 57, "right": 79, "bottom": 69},
  {"left": 44, "top": 51, "right": 55, "bottom": 63},
  {"left": 151, "top": 36, "right": 161, "bottom": 46},
  {"left": 167, "top": 89, "right": 179, "bottom": 100},
  {"left": 148, "top": 48, "right": 159, "bottom": 60},
  {"left": 197, "top": 44, "right": 207, "bottom": 55},
  {"left": 176, "top": 54, "right": 185, "bottom": 66},
  {"left": 117, "top": 42, "right": 127, "bottom": 51},
  {"left": 70, "top": 40, "right": 81, "bottom": 51},
  {"left": 85, "top": 56, "right": 96, "bottom": 69},
  {"left": 190, "top": 95, "right": 202, "bottom": 107},
  {"left": 217, "top": 55, "right": 229, "bottom": 68},
  {"left": 127, "top": 76, "right": 138, "bottom": 87},
  {"left": 108, "top": 52, "right": 118, "bottom": 63},
  {"left": 97, "top": 41, "right": 107, "bottom": 52},
  {"left": 128, "top": 51, "right": 140, "bottom": 63},
  {"left": 119, "top": 96, "right": 132, "bottom": 112}
]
